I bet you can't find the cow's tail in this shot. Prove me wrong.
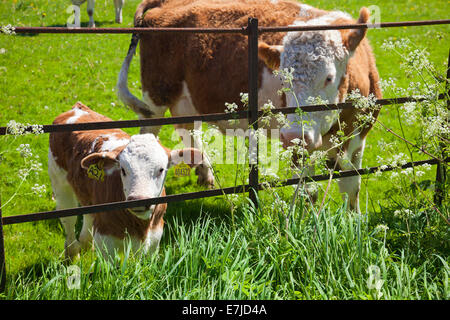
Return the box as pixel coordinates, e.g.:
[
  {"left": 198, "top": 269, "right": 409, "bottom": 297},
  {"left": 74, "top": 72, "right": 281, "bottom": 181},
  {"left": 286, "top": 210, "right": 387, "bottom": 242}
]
[
  {"left": 134, "top": 0, "right": 164, "bottom": 27},
  {"left": 116, "top": 33, "right": 152, "bottom": 116},
  {"left": 117, "top": 0, "right": 165, "bottom": 116}
]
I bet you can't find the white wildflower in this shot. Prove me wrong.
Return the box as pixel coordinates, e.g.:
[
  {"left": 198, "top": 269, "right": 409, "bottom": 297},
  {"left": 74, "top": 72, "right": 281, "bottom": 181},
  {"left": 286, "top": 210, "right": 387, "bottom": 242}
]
[
  {"left": 419, "top": 163, "right": 432, "bottom": 171},
  {"left": 310, "top": 150, "right": 327, "bottom": 164},
  {"left": 18, "top": 168, "right": 29, "bottom": 180},
  {"left": 415, "top": 170, "right": 425, "bottom": 178},
  {"left": 224, "top": 102, "right": 238, "bottom": 113},
  {"left": 7, "top": 120, "right": 27, "bottom": 135},
  {"left": 31, "top": 184, "right": 46, "bottom": 197},
  {"left": 290, "top": 138, "right": 301, "bottom": 146},
  {"left": 274, "top": 112, "right": 289, "bottom": 128},
  {"left": 394, "top": 208, "right": 414, "bottom": 220},
  {"left": 374, "top": 224, "right": 389, "bottom": 234},
  {"left": 306, "top": 96, "right": 329, "bottom": 105},
  {"left": 374, "top": 170, "right": 383, "bottom": 177},
  {"left": 1, "top": 24, "right": 15, "bottom": 35},
  {"left": 401, "top": 167, "right": 413, "bottom": 176},
  {"left": 16, "top": 144, "right": 33, "bottom": 158},
  {"left": 240, "top": 92, "right": 249, "bottom": 106},
  {"left": 400, "top": 102, "right": 418, "bottom": 125}
]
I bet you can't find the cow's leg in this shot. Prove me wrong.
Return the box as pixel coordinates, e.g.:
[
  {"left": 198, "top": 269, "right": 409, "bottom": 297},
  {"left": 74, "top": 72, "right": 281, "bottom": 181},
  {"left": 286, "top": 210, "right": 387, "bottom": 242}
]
[
  {"left": 336, "top": 136, "right": 365, "bottom": 213},
  {"left": 78, "top": 214, "right": 94, "bottom": 251},
  {"left": 93, "top": 233, "right": 122, "bottom": 262},
  {"left": 171, "top": 87, "right": 215, "bottom": 188},
  {"left": 87, "top": 0, "right": 95, "bottom": 27},
  {"left": 114, "top": 0, "right": 125, "bottom": 24},
  {"left": 140, "top": 91, "right": 168, "bottom": 136},
  {"left": 48, "top": 151, "right": 81, "bottom": 261},
  {"left": 192, "top": 121, "right": 215, "bottom": 188},
  {"left": 143, "top": 222, "right": 164, "bottom": 255},
  {"left": 173, "top": 121, "right": 215, "bottom": 188}
]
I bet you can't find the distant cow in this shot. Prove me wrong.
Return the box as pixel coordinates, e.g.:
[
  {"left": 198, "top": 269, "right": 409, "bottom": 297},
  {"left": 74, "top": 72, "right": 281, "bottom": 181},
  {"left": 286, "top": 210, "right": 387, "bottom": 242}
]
[
  {"left": 117, "top": 0, "right": 382, "bottom": 213},
  {"left": 48, "top": 102, "right": 211, "bottom": 260},
  {"left": 71, "top": 0, "right": 125, "bottom": 27}
]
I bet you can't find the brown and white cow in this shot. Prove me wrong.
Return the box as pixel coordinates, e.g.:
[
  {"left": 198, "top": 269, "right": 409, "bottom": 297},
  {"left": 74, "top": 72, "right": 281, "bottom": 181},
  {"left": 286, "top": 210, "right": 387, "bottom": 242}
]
[
  {"left": 48, "top": 102, "right": 210, "bottom": 260},
  {"left": 71, "top": 0, "right": 125, "bottom": 27},
  {"left": 117, "top": 0, "right": 382, "bottom": 213}
]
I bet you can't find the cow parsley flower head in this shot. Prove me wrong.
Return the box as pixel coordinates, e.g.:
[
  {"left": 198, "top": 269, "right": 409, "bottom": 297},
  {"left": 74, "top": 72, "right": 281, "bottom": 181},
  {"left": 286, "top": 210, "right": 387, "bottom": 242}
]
[
  {"left": 16, "top": 144, "right": 33, "bottom": 158},
  {"left": 1, "top": 24, "right": 15, "bottom": 35},
  {"left": 401, "top": 102, "right": 418, "bottom": 125},
  {"left": 31, "top": 184, "right": 46, "bottom": 197},
  {"left": 394, "top": 208, "right": 415, "bottom": 220},
  {"left": 240, "top": 92, "right": 249, "bottom": 106},
  {"left": 374, "top": 224, "right": 389, "bottom": 234}
]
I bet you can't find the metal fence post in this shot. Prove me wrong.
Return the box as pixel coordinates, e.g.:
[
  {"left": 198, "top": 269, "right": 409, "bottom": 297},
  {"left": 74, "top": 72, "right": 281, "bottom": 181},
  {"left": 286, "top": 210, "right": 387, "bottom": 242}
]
[
  {"left": 0, "top": 197, "right": 6, "bottom": 293},
  {"left": 247, "top": 18, "right": 259, "bottom": 208},
  {"left": 434, "top": 48, "right": 450, "bottom": 206}
]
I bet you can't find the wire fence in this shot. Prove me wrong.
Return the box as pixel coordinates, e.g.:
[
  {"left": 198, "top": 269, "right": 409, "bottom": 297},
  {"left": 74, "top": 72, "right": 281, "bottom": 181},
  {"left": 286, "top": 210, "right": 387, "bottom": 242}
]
[{"left": 0, "top": 17, "right": 449, "bottom": 292}]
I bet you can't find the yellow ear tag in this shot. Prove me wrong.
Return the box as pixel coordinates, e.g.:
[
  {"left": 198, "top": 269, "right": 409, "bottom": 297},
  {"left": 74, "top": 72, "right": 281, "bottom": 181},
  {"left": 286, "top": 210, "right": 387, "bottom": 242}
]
[
  {"left": 87, "top": 160, "right": 105, "bottom": 182},
  {"left": 174, "top": 162, "right": 191, "bottom": 177}
]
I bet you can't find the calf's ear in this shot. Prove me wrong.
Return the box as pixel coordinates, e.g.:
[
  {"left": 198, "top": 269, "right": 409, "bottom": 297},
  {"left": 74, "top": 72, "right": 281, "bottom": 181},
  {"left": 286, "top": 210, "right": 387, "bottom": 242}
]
[
  {"left": 258, "top": 42, "right": 283, "bottom": 70},
  {"left": 81, "top": 152, "right": 119, "bottom": 170},
  {"left": 341, "top": 7, "right": 370, "bottom": 52},
  {"left": 168, "top": 148, "right": 206, "bottom": 168}
]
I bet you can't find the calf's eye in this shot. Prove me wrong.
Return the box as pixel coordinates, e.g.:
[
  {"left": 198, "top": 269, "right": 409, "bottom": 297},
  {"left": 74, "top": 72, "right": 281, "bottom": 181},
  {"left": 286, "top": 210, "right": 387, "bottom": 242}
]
[{"left": 121, "top": 168, "right": 126, "bottom": 176}]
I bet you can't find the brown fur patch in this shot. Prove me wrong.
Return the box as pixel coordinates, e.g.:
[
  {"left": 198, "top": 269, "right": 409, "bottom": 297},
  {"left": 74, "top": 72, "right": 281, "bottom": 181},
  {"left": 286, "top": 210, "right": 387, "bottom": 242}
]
[{"left": 138, "top": 0, "right": 306, "bottom": 114}]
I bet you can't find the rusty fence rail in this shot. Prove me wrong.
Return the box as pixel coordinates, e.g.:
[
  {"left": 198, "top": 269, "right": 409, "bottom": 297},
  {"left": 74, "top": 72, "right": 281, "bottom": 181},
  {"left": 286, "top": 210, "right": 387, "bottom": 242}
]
[{"left": 1, "top": 18, "right": 449, "bottom": 292}]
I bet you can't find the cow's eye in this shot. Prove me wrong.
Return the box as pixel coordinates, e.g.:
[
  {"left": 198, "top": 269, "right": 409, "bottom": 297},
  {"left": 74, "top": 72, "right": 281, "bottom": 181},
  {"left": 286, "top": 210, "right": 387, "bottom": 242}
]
[
  {"left": 157, "top": 168, "right": 164, "bottom": 176},
  {"left": 326, "top": 76, "right": 333, "bottom": 83},
  {"left": 121, "top": 168, "right": 126, "bottom": 176}
]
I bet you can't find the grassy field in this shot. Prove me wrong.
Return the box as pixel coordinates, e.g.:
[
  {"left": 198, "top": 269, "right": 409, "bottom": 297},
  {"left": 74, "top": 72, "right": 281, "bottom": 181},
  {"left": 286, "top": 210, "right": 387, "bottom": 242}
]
[{"left": 0, "top": 0, "right": 449, "bottom": 299}]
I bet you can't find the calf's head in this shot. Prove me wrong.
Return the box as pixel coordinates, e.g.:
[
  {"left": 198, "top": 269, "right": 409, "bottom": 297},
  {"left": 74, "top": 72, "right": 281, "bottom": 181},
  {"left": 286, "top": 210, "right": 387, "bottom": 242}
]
[
  {"left": 80, "top": 133, "right": 205, "bottom": 220},
  {"left": 258, "top": 8, "right": 370, "bottom": 150}
]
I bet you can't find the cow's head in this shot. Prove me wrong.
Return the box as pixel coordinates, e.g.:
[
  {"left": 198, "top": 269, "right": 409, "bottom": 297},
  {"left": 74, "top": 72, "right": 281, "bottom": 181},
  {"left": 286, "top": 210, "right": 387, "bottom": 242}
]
[
  {"left": 258, "top": 8, "right": 370, "bottom": 150},
  {"left": 81, "top": 133, "right": 205, "bottom": 220}
]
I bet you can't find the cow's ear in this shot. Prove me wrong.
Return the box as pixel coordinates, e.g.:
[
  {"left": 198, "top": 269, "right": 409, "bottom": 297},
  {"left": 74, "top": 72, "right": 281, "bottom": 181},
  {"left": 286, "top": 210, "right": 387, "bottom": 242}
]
[
  {"left": 81, "top": 152, "right": 119, "bottom": 170},
  {"left": 258, "top": 42, "right": 283, "bottom": 70},
  {"left": 342, "top": 7, "right": 370, "bottom": 52},
  {"left": 168, "top": 148, "right": 205, "bottom": 168}
]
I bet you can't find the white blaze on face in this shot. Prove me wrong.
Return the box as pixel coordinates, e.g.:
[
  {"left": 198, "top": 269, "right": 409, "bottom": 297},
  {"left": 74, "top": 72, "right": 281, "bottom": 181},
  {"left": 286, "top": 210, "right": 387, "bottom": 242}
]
[
  {"left": 279, "top": 12, "right": 352, "bottom": 149},
  {"left": 117, "top": 134, "right": 169, "bottom": 219}
]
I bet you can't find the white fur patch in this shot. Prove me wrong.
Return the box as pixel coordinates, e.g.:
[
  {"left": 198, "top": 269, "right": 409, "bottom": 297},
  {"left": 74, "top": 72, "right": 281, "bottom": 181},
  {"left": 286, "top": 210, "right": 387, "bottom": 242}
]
[
  {"left": 100, "top": 134, "right": 129, "bottom": 152},
  {"left": 298, "top": 4, "right": 314, "bottom": 18},
  {"left": 142, "top": 91, "right": 168, "bottom": 118},
  {"left": 144, "top": 226, "right": 164, "bottom": 254},
  {"left": 66, "top": 107, "right": 89, "bottom": 124},
  {"left": 281, "top": 23, "right": 348, "bottom": 85},
  {"left": 170, "top": 82, "right": 200, "bottom": 118}
]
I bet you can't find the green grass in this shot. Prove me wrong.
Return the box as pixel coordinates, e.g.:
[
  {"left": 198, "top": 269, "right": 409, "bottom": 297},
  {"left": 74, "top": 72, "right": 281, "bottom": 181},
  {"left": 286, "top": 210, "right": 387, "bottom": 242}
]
[
  {"left": 4, "top": 202, "right": 449, "bottom": 299},
  {"left": 0, "top": 0, "right": 449, "bottom": 299}
]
